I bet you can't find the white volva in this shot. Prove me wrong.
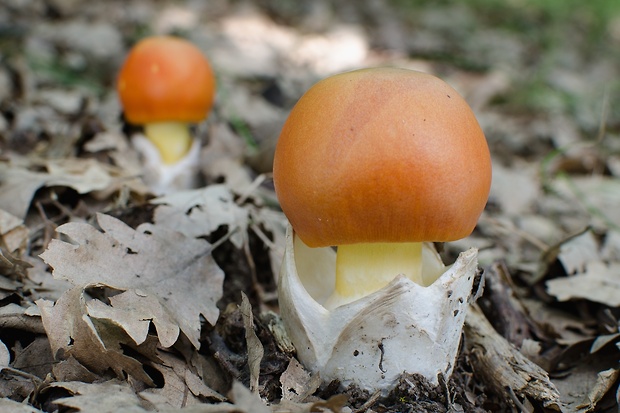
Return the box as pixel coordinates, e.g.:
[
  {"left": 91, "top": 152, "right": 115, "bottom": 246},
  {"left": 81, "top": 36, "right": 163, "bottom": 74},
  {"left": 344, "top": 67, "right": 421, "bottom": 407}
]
[
  {"left": 278, "top": 225, "right": 481, "bottom": 392},
  {"left": 131, "top": 133, "right": 201, "bottom": 195}
]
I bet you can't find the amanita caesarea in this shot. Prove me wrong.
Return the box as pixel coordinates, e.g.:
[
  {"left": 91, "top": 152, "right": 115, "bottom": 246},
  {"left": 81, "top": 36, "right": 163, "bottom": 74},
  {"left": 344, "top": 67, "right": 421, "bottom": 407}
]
[
  {"left": 273, "top": 68, "right": 492, "bottom": 391},
  {"left": 117, "top": 36, "right": 216, "bottom": 194}
]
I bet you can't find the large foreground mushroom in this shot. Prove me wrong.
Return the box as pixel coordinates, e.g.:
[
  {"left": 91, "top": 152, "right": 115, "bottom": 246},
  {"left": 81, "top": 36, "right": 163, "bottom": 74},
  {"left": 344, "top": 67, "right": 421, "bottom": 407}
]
[{"left": 273, "top": 67, "right": 492, "bottom": 391}]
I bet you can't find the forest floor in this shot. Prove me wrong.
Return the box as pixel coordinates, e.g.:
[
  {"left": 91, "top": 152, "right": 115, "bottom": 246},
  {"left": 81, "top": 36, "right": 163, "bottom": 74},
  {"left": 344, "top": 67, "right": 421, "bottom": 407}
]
[{"left": 1, "top": 0, "right": 620, "bottom": 412}]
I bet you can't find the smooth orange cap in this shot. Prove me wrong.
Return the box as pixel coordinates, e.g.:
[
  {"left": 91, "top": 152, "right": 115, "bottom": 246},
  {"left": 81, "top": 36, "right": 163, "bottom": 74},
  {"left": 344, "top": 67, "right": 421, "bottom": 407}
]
[
  {"left": 117, "top": 36, "right": 216, "bottom": 124},
  {"left": 273, "top": 67, "right": 492, "bottom": 248}
]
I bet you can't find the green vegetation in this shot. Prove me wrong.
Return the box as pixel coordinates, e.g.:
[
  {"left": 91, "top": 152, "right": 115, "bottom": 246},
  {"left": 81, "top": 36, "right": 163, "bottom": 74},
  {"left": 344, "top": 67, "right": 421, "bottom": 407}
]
[{"left": 391, "top": 0, "right": 620, "bottom": 129}]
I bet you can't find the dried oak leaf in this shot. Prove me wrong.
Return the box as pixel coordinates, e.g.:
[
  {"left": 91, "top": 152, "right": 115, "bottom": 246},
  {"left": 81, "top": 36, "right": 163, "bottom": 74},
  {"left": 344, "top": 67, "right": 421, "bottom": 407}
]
[
  {"left": 0, "top": 303, "right": 44, "bottom": 334},
  {"left": 37, "top": 286, "right": 154, "bottom": 384},
  {"left": 50, "top": 380, "right": 269, "bottom": 413},
  {"left": 138, "top": 350, "right": 225, "bottom": 408},
  {"left": 50, "top": 380, "right": 148, "bottom": 413},
  {"left": 545, "top": 230, "right": 620, "bottom": 307},
  {"left": 546, "top": 261, "right": 620, "bottom": 307},
  {"left": 39, "top": 213, "right": 224, "bottom": 348},
  {"left": 86, "top": 290, "right": 179, "bottom": 348},
  {"left": 151, "top": 185, "right": 249, "bottom": 249},
  {"left": 0, "top": 158, "right": 111, "bottom": 219},
  {"left": 0, "top": 158, "right": 147, "bottom": 220}
]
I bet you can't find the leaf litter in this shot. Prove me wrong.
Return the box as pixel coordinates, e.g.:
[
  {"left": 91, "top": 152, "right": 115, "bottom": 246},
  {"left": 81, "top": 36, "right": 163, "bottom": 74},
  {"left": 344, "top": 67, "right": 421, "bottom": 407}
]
[{"left": 1, "top": 0, "right": 620, "bottom": 412}]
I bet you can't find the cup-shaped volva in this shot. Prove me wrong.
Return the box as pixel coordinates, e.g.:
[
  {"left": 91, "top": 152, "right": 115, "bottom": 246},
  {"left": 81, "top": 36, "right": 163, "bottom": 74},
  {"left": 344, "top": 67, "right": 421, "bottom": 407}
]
[{"left": 278, "top": 226, "right": 480, "bottom": 392}]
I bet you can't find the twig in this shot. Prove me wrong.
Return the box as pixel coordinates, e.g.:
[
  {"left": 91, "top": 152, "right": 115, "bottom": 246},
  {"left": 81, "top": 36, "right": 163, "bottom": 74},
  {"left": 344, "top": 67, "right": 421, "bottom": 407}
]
[
  {"left": 236, "top": 173, "right": 271, "bottom": 205},
  {"left": 352, "top": 390, "right": 381, "bottom": 413}
]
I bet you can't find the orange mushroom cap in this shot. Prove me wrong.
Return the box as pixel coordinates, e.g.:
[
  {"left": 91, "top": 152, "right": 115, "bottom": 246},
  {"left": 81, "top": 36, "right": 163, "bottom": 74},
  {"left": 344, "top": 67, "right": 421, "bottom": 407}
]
[
  {"left": 117, "top": 36, "right": 216, "bottom": 125},
  {"left": 273, "top": 67, "right": 492, "bottom": 248}
]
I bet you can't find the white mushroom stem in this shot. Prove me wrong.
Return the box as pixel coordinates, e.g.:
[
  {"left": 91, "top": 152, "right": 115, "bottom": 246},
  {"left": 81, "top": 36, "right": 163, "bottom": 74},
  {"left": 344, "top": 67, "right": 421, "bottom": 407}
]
[
  {"left": 144, "top": 121, "right": 193, "bottom": 164},
  {"left": 325, "top": 242, "right": 425, "bottom": 310}
]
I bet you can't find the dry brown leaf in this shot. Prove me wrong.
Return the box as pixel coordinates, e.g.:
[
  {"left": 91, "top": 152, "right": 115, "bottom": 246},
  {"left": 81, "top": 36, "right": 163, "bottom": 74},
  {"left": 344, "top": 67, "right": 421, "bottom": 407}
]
[
  {"left": 546, "top": 261, "right": 620, "bottom": 306},
  {"left": 227, "top": 381, "right": 271, "bottom": 413},
  {"left": 36, "top": 286, "right": 154, "bottom": 384},
  {"left": 151, "top": 184, "right": 249, "bottom": 249},
  {"left": 0, "top": 303, "right": 45, "bottom": 334},
  {"left": 240, "top": 292, "right": 264, "bottom": 394},
  {"left": 24, "top": 255, "right": 73, "bottom": 302},
  {"left": 556, "top": 230, "right": 600, "bottom": 275},
  {"left": 0, "top": 157, "right": 148, "bottom": 220},
  {"left": 86, "top": 290, "right": 179, "bottom": 348},
  {"left": 48, "top": 380, "right": 284, "bottom": 413},
  {"left": 552, "top": 175, "right": 620, "bottom": 231},
  {"left": 0, "top": 210, "right": 32, "bottom": 279},
  {"left": 0, "top": 159, "right": 109, "bottom": 219},
  {"left": 52, "top": 356, "right": 101, "bottom": 383},
  {"left": 601, "top": 229, "right": 620, "bottom": 261},
  {"left": 251, "top": 208, "right": 288, "bottom": 283},
  {"left": 591, "top": 333, "right": 620, "bottom": 353},
  {"left": 153, "top": 381, "right": 272, "bottom": 413},
  {"left": 0, "top": 399, "right": 43, "bottom": 412},
  {"left": 50, "top": 380, "right": 148, "bottom": 413},
  {"left": 521, "top": 298, "right": 596, "bottom": 345},
  {"left": 275, "top": 394, "right": 350, "bottom": 413},
  {"left": 0, "top": 209, "right": 28, "bottom": 253},
  {"left": 553, "top": 362, "right": 619, "bottom": 412},
  {"left": 0, "top": 339, "right": 9, "bottom": 367},
  {"left": 280, "top": 358, "right": 321, "bottom": 403},
  {"left": 39, "top": 212, "right": 224, "bottom": 348},
  {"left": 545, "top": 230, "right": 620, "bottom": 307},
  {"left": 489, "top": 161, "right": 540, "bottom": 216},
  {"left": 12, "top": 336, "right": 54, "bottom": 379},
  {"left": 0, "top": 163, "right": 52, "bottom": 220},
  {"left": 138, "top": 350, "right": 225, "bottom": 408}
]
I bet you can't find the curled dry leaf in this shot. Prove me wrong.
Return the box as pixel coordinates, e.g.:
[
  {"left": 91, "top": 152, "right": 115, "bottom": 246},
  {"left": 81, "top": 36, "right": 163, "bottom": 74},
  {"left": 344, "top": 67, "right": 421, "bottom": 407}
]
[
  {"left": 0, "top": 158, "right": 146, "bottom": 220},
  {"left": 545, "top": 230, "right": 620, "bottom": 307},
  {"left": 0, "top": 303, "right": 44, "bottom": 334},
  {"left": 39, "top": 213, "right": 224, "bottom": 348}
]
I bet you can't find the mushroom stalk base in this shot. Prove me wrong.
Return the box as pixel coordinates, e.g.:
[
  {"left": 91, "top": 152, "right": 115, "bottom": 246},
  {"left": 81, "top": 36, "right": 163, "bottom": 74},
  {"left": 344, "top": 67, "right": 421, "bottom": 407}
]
[
  {"left": 144, "top": 121, "right": 193, "bottom": 165},
  {"left": 279, "top": 225, "right": 481, "bottom": 392},
  {"left": 131, "top": 133, "right": 201, "bottom": 195}
]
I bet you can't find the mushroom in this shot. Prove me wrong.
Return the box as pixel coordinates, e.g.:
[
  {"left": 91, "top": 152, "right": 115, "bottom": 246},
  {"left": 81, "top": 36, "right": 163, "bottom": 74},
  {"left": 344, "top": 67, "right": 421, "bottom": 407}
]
[
  {"left": 117, "top": 36, "right": 216, "bottom": 193},
  {"left": 273, "top": 67, "right": 491, "bottom": 390}
]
